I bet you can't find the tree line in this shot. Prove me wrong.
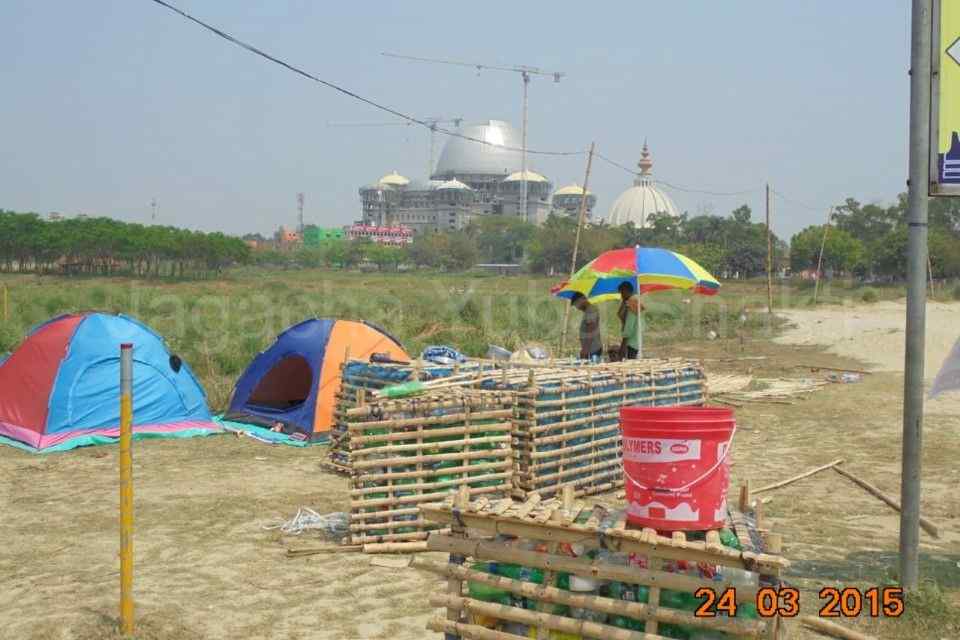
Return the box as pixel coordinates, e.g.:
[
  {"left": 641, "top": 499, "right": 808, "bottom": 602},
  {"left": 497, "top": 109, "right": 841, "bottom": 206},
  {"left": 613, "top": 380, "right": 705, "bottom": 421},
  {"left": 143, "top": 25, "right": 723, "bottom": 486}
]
[
  {"left": 789, "top": 194, "right": 960, "bottom": 280},
  {"left": 0, "top": 210, "right": 251, "bottom": 278},
  {"left": 259, "top": 204, "right": 785, "bottom": 278}
]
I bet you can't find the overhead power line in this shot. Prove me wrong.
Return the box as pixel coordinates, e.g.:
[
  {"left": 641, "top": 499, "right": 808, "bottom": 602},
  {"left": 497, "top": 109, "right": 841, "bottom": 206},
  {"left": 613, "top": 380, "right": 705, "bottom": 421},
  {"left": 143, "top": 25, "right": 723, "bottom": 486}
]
[
  {"left": 594, "top": 152, "right": 759, "bottom": 197},
  {"left": 770, "top": 188, "right": 829, "bottom": 213},
  {"left": 147, "top": 0, "right": 584, "bottom": 157}
]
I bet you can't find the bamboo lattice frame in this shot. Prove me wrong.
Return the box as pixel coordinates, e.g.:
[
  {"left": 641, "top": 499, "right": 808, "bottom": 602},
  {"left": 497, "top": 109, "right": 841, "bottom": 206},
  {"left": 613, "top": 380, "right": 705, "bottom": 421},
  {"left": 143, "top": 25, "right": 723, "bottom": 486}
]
[
  {"left": 422, "top": 489, "right": 788, "bottom": 640},
  {"left": 331, "top": 358, "right": 705, "bottom": 492},
  {"left": 345, "top": 390, "right": 517, "bottom": 549},
  {"left": 513, "top": 361, "right": 706, "bottom": 499}
]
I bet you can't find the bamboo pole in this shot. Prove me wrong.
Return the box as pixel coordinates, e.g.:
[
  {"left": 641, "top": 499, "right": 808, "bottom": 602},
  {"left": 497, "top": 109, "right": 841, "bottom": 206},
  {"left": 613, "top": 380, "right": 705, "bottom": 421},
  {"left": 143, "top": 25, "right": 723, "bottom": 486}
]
[
  {"left": 419, "top": 504, "right": 789, "bottom": 572},
  {"left": 426, "top": 618, "right": 530, "bottom": 640},
  {"left": 349, "top": 409, "right": 514, "bottom": 431},
  {"left": 349, "top": 472, "right": 512, "bottom": 497},
  {"left": 351, "top": 448, "right": 510, "bottom": 470},
  {"left": 361, "top": 541, "right": 429, "bottom": 553},
  {"left": 119, "top": 343, "right": 134, "bottom": 636},
  {"left": 1, "top": 283, "right": 8, "bottom": 321},
  {"left": 558, "top": 142, "right": 595, "bottom": 355},
  {"left": 349, "top": 484, "right": 504, "bottom": 509},
  {"left": 813, "top": 207, "right": 832, "bottom": 305},
  {"left": 753, "top": 458, "right": 844, "bottom": 494},
  {"left": 352, "top": 460, "right": 511, "bottom": 483},
  {"left": 832, "top": 466, "right": 940, "bottom": 538},
  {"left": 766, "top": 182, "right": 773, "bottom": 314},
  {"left": 353, "top": 434, "right": 510, "bottom": 457},
  {"left": 417, "top": 557, "right": 766, "bottom": 635},
  {"left": 800, "top": 615, "right": 877, "bottom": 640},
  {"left": 427, "top": 534, "right": 761, "bottom": 603},
  {"left": 349, "top": 422, "right": 511, "bottom": 444},
  {"left": 432, "top": 595, "right": 667, "bottom": 640}
]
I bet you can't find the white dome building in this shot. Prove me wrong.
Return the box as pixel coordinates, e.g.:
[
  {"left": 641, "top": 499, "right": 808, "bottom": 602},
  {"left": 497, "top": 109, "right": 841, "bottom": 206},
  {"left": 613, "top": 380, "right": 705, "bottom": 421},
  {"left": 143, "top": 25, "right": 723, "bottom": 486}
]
[
  {"left": 378, "top": 171, "right": 410, "bottom": 188},
  {"left": 607, "top": 143, "right": 680, "bottom": 228},
  {"left": 552, "top": 184, "right": 597, "bottom": 218}
]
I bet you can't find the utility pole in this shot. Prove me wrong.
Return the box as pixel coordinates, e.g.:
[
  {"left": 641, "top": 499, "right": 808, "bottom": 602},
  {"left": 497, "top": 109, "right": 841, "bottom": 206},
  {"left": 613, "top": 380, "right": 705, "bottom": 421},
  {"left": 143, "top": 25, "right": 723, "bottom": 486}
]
[
  {"left": 558, "top": 142, "right": 596, "bottom": 354},
  {"left": 901, "top": 0, "right": 933, "bottom": 590},
  {"left": 521, "top": 71, "right": 530, "bottom": 222},
  {"left": 381, "top": 53, "right": 564, "bottom": 220},
  {"left": 297, "top": 193, "right": 305, "bottom": 234},
  {"left": 765, "top": 183, "right": 773, "bottom": 314},
  {"left": 812, "top": 208, "right": 832, "bottom": 305}
]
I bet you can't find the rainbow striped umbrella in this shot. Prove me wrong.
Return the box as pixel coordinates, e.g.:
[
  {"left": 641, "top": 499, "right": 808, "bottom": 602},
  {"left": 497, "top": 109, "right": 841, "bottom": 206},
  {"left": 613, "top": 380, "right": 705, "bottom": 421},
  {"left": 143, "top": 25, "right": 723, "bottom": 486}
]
[{"left": 551, "top": 247, "right": 720, "bottom": 302}]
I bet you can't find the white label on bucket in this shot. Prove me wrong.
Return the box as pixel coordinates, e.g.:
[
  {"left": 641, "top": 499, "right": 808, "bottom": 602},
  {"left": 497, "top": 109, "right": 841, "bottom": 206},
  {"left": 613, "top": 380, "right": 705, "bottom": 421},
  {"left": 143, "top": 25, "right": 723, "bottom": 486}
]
[{"left": 623, "top": 437, "right": 701, "bottom": 463}]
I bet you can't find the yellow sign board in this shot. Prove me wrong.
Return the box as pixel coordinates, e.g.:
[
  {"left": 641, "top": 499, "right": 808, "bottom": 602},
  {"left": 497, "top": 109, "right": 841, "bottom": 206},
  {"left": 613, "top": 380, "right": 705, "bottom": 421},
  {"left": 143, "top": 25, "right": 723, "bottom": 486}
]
[{"left": 933, "top": 0, "right": 960, "bottom": 194}]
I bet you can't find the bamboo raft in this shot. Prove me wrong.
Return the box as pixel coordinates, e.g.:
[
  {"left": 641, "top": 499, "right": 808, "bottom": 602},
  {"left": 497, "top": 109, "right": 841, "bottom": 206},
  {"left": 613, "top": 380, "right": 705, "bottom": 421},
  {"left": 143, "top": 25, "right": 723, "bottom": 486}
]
[
  {"left": 344, "top": 389, "right": 518, "bottom": 550},
  {"left": 331, "top": 358, "right": 706, "bottom": 499},
  {"left": 329, "top": 359, "right": 499, "bottom": 472},
  {"left": 511, "top": 361, "right": 706, "bottom": 499},
  {"left": 422, "top": 487, "right": 789, "bottom": 640}
]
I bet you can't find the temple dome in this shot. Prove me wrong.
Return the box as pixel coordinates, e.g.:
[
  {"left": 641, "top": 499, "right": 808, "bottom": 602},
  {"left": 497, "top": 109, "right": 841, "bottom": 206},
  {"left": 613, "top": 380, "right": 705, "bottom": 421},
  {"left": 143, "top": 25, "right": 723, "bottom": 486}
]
[
  {"left": 378, "top": 171, "right": 410, "bottom": 187},
  {"left": 554, "top": 183, "right": 592, "bottom": 196},
  {"left": 606, "top": 143, "right": 680, "bottom": 227},
  {"left": 504, "top": 170, "right": 548, "bottom": 183},
  {"left": 434, "top": 178, "right": 472, "bottom": 191},
  {"left": 433, "top": 120, "right": 522, "bottom": 177}
]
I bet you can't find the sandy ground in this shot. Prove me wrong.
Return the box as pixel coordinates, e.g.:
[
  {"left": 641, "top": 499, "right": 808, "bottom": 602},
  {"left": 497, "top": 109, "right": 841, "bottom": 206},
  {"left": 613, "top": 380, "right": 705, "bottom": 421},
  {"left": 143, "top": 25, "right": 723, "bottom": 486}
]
[
  {"left": 1, "top": 303, "right": 959, "bottom": 639},
  {"left": 775, "top": 299, "right": 960, "bottom": 377},
  {"left": 776, "top": 300, "right": 960, "bottom": 419}
]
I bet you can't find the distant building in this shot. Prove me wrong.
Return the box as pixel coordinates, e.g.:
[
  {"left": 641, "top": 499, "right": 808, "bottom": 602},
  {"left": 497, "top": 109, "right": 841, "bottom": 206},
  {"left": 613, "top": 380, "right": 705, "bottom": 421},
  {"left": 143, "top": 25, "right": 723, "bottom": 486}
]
[
  {"left": 606, "top": 142, "right": 680, "bottom": 228},
  {"left": 274, "top": 226, "right": 302, "bottom": 251},
  {"left": 303, "top": 227, "right": 346, "bottom": 246},
  {"left": 551, "top": 184, "right": 596, "bottom": 219},
  {"left": 358, "top": 120, "right": 555, "bottom": 233},
  {"left": 346, "top": 224, "right": 413, "bottom": 245}
]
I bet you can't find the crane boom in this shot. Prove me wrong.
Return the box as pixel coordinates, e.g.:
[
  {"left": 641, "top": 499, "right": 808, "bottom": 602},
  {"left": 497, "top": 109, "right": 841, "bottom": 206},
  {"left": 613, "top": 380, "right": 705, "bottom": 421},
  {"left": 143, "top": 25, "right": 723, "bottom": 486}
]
[
  {"left": 381, "top": 52, "right": 564, "bottom": 81},
  {"left": 381, "top": 52, "right": 565, "bottom": 219}
]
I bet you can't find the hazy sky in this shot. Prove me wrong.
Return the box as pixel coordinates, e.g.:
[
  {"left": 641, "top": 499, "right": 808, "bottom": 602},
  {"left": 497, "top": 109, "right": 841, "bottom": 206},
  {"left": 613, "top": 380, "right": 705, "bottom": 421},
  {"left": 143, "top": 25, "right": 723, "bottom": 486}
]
[{"left": 0, "top": 1, "right": 911, "bottom": 239}]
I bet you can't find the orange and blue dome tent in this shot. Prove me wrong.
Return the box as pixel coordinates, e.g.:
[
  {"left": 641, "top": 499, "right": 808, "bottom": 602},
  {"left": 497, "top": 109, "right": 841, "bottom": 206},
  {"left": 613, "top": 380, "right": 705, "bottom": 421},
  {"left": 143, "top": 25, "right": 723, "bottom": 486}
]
[
  {"left": 0, "top": 313, "right": 219, "bottom": 452},
  {"left": 225, "top": 319, "right": 408, "bottom": 440}
]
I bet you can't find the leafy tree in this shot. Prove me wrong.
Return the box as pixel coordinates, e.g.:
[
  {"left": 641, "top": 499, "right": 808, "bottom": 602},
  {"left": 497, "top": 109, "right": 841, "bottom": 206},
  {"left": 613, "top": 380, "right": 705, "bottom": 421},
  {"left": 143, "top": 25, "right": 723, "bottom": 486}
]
[
  {"left": 0, "top": 209, "right": 250, "bottom": 278},
  {"left": 789, "top": 225, "right": 865, "bottom": 275},
  {"left": 467, "top": 216, "right": 535, "bottom": 263}
]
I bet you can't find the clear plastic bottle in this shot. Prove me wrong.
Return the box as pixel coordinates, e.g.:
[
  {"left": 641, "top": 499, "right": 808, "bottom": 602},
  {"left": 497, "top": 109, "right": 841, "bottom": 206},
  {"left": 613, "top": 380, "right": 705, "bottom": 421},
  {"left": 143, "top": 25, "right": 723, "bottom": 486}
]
[{"left": 567, "top": 575, "right": 607, "bottom": 625}]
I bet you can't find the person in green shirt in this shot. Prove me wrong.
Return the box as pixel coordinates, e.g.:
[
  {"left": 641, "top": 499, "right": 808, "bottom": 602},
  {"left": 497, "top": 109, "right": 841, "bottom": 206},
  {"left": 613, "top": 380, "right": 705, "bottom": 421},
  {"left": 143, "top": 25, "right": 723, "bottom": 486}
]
[{"left": 617, "top": 282, "right": 645, "bottom": 360}]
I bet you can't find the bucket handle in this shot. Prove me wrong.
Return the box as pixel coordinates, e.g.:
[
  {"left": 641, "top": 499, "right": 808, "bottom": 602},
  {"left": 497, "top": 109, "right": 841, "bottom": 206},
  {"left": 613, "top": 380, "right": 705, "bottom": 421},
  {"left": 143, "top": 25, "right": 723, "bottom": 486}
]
[{"left": 622, "top": 425, "right": 736, "bottom": 494}]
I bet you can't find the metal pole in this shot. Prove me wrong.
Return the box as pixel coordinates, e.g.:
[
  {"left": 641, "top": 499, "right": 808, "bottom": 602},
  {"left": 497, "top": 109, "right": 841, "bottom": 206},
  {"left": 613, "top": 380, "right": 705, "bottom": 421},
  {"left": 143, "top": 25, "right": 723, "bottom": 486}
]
[
  {"left": 119, "top": 343, "right": 135, "bottom": 635},
  {"left": 521, "top": 72, "right": 530, "bottom": 223},
  {"left": 429, "top": 123, "right": 437, "bottom": 179},
  {"left": 901, "top": 0, "right": 932, "bottom": 590},
  {"left": 558, "top": 142, "right": 596, "bottom": 354},
  {"left": 635, "top": 250, "right": 643, "bottom": 360},
  {"left": 765, "top": 183, "right": 774, "bottom": 314}
]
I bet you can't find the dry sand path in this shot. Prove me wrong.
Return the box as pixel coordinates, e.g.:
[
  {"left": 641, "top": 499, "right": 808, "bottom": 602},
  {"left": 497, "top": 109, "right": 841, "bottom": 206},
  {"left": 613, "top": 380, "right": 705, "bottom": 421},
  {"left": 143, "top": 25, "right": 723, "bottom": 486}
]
[{"left": 775, "top": 300, "right": 960, "bottom": 415}]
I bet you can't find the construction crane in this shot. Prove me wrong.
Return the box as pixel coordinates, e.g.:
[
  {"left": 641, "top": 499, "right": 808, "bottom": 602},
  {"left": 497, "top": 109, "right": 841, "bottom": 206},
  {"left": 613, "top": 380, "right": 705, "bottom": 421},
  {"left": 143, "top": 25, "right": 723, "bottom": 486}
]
[
  {"left": 381, "top": 53, "right": 565, "bottom": 222},
  {"left": 328, "top": 117, "right": 463, "bottom": 179}
]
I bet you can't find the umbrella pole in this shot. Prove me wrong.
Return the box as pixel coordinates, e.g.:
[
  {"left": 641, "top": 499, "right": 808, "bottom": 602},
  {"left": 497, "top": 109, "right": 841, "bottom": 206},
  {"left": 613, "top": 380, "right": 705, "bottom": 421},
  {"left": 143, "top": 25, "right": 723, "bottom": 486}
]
[{"left": 637, "top": 307, "right": 643, "bottom": 359}]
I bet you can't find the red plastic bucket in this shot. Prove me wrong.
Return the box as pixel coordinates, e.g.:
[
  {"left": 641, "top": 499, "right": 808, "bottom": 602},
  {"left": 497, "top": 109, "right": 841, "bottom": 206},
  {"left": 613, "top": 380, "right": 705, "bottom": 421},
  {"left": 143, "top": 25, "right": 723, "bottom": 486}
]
[{"left": 619, "top": 406, "right": 736, "bottom": 531}]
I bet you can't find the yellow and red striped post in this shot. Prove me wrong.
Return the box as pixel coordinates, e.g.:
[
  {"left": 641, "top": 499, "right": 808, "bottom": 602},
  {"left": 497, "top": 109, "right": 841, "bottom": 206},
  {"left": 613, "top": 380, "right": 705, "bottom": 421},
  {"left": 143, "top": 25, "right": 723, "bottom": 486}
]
[{"left": 119, "top": 343, "right": 134, "bottom": 636}]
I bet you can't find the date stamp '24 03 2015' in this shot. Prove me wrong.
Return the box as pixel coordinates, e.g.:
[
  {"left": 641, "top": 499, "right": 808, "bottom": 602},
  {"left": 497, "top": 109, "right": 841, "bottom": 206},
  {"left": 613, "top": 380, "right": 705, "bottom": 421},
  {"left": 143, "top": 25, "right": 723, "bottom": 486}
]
[{"left": 695, "top": 586, "right": 905, "bottom": 619}]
